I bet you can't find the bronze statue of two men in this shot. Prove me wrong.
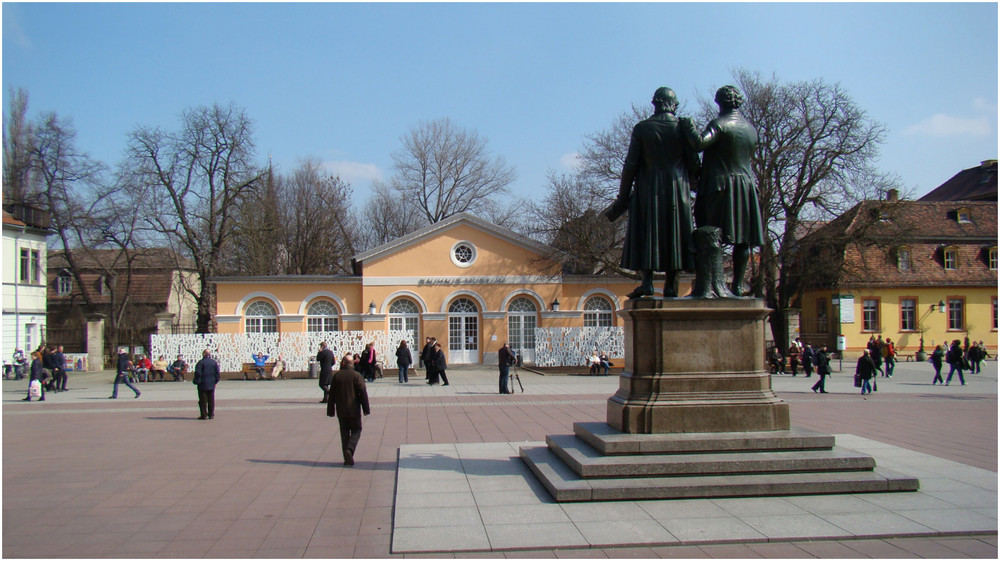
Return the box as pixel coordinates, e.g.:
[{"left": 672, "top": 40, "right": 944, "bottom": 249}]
[{"left": 605, "top": 85, "right": 765, "bottom": 299}]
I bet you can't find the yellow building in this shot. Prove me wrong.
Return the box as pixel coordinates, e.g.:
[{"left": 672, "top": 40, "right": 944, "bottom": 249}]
[
  {"left": 798, "top": 196, "right": 997, "bottom": 357},
  {"left": 214, "top": 213, "right": 667, "bottom": 365}
]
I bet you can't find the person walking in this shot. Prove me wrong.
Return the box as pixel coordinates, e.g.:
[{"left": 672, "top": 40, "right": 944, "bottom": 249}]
[
  {"left": 883, "top": 338, "right": 897, "bottom": 378},
  {"left": 498, "top": 342, "right": 516, "bottom": 394},
  {"left": 327, "top": 354, "right": 371, "bottom": 466},
  {"left": 856, "top": 348, "right": 878, "bottom": 397},
  {"left": 811, "top": 345, "right": 830, "bottom": 394},
  {"left": 870, "top": 336, "right": 884, "bottom": 376},
  {"left": 967, "top": 342, "right": 983, "bottom": 374},
  {"left": 930, "top": 344, "right": 945, "bottom": 385},
  {"left": 110, "top": 349, "right": 141, "bottom": 399},
  {"left": 945, "top": 339, "right": 966, "bottom": 386},
  {"left": 433, "top": 342, "right": 449, "bottom": 386},
  {"left": 395, "top": 340, "right": 412, "bottom": 383},
  {"left": 22, "top": 351, "right": 46, "bottom": 401},
  {"left": 53, "top": 345, "right": 67, "bottom": 391},
  {"left": 193, "top": 349, "right": 220, "bottom": 420},
  {"left": 317, "top": 342, "right": 335, "bottom": 403}
]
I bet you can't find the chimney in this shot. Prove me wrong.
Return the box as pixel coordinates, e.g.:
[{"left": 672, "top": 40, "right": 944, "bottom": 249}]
[{"left": 885, "top": 188, "right": 899, "bottom": 202}]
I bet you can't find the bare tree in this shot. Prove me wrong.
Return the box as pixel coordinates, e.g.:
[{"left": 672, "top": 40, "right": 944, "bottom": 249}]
[
  {"left": 227, "top": 158, "right": 359, "bottom": 275},
  {"left": 3, "top": 87, "right": 36, "bottom": 204},
  {"left": 126, "top": 103, "right": 264, "bottom": 332},
  {"left": 526, "top": 172, "right": 626, "bottom": 275},
  {"left": 360, "top": 180, "right": 420, "bottom": 250},
  {"left": 390, "top": 118, "right": 516, "bottom": 224},
  {"left": 30, "top": 112, "right": 148, "bottom": 357},
  {"left": 279, "top": 158, "right": 357, "bottom": 274}
]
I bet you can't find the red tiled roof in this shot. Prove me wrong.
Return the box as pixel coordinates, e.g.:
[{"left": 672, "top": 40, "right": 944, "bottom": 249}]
[
  {"left": 800, "top": 199, "right": 997, "bottom": 288},
  {"left": 3, "top": 210, "right": 26, "bottom": 226}
]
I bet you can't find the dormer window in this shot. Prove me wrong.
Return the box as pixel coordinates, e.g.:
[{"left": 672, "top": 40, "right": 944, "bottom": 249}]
[
  {"left": 897, "top": 248, "right": 911, "bottom": 271},
  {"left": 97, "top": 275, "right": 109, "bottom": 295},
  {"left": 943, "top": 247, "right": 958, "bottom": 270},
  {"left": 956, "top": 207, "right": 972, "bottom": 223},
  {"left": 56, "top": 271, "right": 73, "bottom": 295},
  {"left": 989, "top": 246, "right": 998, "bottom": 270}
]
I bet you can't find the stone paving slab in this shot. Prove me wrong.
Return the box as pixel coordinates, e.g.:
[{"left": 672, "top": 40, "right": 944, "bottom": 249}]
[
  {"left": 3, "top": 360, "right": 996, "bottom": 558},
  {"left": 393, "top": 435, "right": 998, "bottom": 554}
]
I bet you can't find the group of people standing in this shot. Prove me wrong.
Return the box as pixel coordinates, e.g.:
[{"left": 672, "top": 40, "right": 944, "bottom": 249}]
[{"left": 21, "top": 344, "right": 69, "bottom": 402}]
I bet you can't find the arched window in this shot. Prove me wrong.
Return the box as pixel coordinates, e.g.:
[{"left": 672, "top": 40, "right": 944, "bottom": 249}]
[
  {"left": 245, "top": 301, "right": 278, "bottom": 333},
  {"left": 507, "top": 297, "right": 537, "bottom": 360},
  {"left": 583, "top": 296, "right": 614, "bottom": 327},
  {"left": 306, "top": 300, "right": 339, "bottom": 332},
  {"left": 388, "top": 298, "right": 420, "bottom": 343}
]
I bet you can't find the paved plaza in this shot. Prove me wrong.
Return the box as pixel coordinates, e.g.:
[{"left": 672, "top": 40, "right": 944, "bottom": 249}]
[{"left": 3, "top": 359, "right": 997, "bottom": 558}]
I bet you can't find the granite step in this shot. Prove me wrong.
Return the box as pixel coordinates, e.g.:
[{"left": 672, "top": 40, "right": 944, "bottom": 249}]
[
  {"left": 546, "top": 434, "right": 876, "bottom": 478},
  {"left": 574, "top": 422, "right": 837, "bottom": 455},
  {"left": 520, "top": 445, "right": 920, "bottom": 503}
]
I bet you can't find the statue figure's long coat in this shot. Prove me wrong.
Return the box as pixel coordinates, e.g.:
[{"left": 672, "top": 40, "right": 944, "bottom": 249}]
[{"left": 617, "top": 113, "right": 700, "bottom": 273}]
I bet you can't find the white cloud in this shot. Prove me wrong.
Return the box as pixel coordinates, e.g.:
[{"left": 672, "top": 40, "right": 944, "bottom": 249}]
[
  {"left": 902, "top": 114, "right": 991, "bottom": 137},
  {"left": 322, "top": 160, "right": 384, "bottom": 184},
  {"left": 559, "top": 152, "right": 582, "bottom": 171},
  {"left": 2, "top": 8, "right": 33, "bottom": 49},
  {"left": 973, "top": 97, "right": 997, "bottom": 114}
]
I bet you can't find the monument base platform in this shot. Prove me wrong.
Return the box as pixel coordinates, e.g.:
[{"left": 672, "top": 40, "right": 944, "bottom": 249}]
[{"left": 520, "top": 423, "right": 919, "bottom": 502}]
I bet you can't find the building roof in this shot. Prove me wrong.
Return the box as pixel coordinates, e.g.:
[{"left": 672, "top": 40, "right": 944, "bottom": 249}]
[
  {"left": 799, "top": 199, "right": 997, "bottom": 288},
  {"left": 3, "top": 210, "right": 26, "bottom": 227},
  {"left": 919, "top": 160, "right": 998, "bottom": 202},
  {"left": 351, "top": 212, "right": 553, "bottom": 269},
  {"left": 47, "top": 247, "right": 195, "bottom": 271}
]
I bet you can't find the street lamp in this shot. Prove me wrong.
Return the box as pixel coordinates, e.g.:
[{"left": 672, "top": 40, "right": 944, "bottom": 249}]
[
  {"left": 933, "top": 300, "right": 946, "bottom": 313},
  {"left": 551, "top": 299, "right": 560, "bottom": 311},
  {"left": 368, "top": 301, "right": 376, "bottom": 315}
]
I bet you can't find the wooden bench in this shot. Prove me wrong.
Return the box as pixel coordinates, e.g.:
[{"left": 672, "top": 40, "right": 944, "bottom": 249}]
[{"left": 241, "top": 362, "right": 280, "bottom": 380}]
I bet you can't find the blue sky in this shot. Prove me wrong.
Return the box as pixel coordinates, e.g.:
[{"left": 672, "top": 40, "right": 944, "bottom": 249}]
[{"left": 3, "top": 3, "right": 997, "bottom": 204}]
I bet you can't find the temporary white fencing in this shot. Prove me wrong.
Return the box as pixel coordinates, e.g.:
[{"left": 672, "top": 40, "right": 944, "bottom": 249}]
[
  {"left": 532, "top": 327, "right": 624, "bottom": 367},
  {"left": 151, "top": 330, "right": 415, "bottom": 373}
]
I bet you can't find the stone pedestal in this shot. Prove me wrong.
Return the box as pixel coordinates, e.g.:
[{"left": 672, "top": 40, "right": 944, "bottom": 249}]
[
  {"left": 608, "top": 298, "right": 789, "bottom": 433},
  {"left": 85, "top": 313, "right": 105, "bottom": 371},
  {"left": 155, "top": 312, "right": 175, "bottom": 336}
]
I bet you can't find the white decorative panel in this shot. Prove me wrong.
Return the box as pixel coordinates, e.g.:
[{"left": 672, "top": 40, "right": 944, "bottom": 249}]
[
  {"left": 533, "top": 327, "right": 624, "bottom": 367},
  {"left": 152, "top": 330, "right": 415, "bottom": 373}
]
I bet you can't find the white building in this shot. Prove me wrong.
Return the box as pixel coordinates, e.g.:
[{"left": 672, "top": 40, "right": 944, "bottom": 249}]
[{"left": 3, "top": 208, "right": 51, "bottom": 359}]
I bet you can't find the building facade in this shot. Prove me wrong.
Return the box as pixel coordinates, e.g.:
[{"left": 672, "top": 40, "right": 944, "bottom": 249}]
[
  {"left": 47, "top": 248, "right": 200, "bottom": 359},
  {"left": 798, "top": 195, "right": 997, "bottom": 356},
  {"left": 214, "top": 213, "right": 664, "bottom": 364},
  {"left": 2, "top": 207, "right": 51, "bottom": 359}
]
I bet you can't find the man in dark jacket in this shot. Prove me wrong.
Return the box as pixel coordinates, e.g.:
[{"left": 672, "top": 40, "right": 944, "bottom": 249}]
[
  {"left": 498, "top": 342, "right": 516, "bottom": 395},
  {"left": 53, "top": 345, "right": 67, "bottom": 391},
  {"left": 327, "top": 355, "right": 370, "bottom": 466},
  {"left": 856, "top": 348, "right": 878, "bottom": 396},
  {"left": 110, "top": 349, "right": 141, "bottom": 399},
  {"left": 433, "top": 342, "right": 449, "bottom": 386},
  {"left": 810, "top": 345, "right": 831, "bottom": 394},
  {"left": 422, "top": 337, "right": 438, "bottom": 384},
  {"left": 317, "top": 342, "right": 335, "bottom": 403},
  {"left": 193, "top": 349, "right": 220, "bottom": 419}
]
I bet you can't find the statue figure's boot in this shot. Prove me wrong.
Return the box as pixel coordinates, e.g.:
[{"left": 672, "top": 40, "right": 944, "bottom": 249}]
[
  {"left": 731, "top": 244, "right": 751, "bottom": 297},
  {"left": 626, "top": 270, "right": 655, "bottom": 299},
  {"left": 663, "top": 270, "right": 679, "bottom": 298}
]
